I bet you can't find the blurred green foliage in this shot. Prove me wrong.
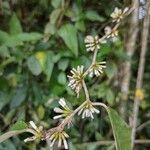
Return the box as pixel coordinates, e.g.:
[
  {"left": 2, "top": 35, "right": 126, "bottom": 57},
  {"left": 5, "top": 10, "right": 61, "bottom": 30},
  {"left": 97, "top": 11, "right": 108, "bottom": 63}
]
[{"left": 0, "top": 0, "right": 150, "bottom": 149}]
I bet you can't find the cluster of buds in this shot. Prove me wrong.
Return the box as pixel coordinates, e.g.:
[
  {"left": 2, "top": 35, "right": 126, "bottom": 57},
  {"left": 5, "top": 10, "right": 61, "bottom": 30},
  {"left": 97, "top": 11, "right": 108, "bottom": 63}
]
[
  {"left": 67, "top": 65, "right": 84, "bottom": 97},
  {"left": 24, "top": 121, "right": 44, "bottom": 142},
  {"left": 89, "top": 61, "right": 106, "bottom": 77},
  {"left": 78, "top": 100, "right": 100, "bottom": 119},
  {"left": 23, "top": 7, "right": 129, "bottom": 149},
  {"left": 110, "top": 7, "right": 129, "bottom": 22}
]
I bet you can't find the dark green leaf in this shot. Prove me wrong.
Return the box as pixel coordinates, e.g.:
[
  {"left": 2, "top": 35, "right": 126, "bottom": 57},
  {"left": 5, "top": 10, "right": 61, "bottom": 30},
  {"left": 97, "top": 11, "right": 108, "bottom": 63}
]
[
  {"left": 106, "top": 89, "right": 115, "bottom": 106},
  {"left": 85, "top": 10, "right": 105, "bottom": 22},
  {"left": 9, "top": 13, "right": 22, "bottom": 34},
  {"left": 107, "top": 108, "right": 131, "bottom": 150},
  {"left": 10, "top": 121, "right": 28, "bottom": 131},
  {"left": 27, "top": 56, "right": 42, "bottom": 76},
  {"left": 105, "top": 61, "right": 117, "bottom": 79},
  {"left": 50, "top": 9, "right": 61, "bottom": 24},
  {"left": 0, "top": 30, "right": 9, "bottom": 44},
  {"left": 58, "top": 24, "right": 78, "bottom": 56},
  {"left": 43, "top": 52, "right": 54, "bottom": 81},
  {"left": 51, "top": 0, "right": 62, "bottom": 8},
  {"left": 58, "top": 72, "right": 66, "bottom": 85},
  {"left": 10, "top": 87, "right": 27, "bottom": 108}
]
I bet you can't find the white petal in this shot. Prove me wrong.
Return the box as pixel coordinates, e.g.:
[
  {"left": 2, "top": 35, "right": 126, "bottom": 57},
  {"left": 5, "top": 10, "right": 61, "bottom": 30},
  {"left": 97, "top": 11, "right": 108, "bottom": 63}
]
[
  {"left": 50, "top": 138, "right": 56, "bottom": 147},
  {"left": 123, "top": 7, "right": 129, "bottom": 14},
  {"left": 53, "top": 114, "right": 64, "bottom": 119},
  {"left": 78, "top": 107, "right": 84, "bottom": 116},
  {"left": 54, "top": 107, "right": 64, "bottom": 113},
  {"left": 93, "top": 107, "right": 100, "bottom": 114},
  {"left": 63, "top": 137, "right": 68, "bottom": 149},
  {"left": 24, "top": 136, "right": 36, "bottom": 142},
  {"left": 82, "top": 110, "right": 86, "bottom": 119},
  {"left": 58, "top": 135, "right": 62, "bottom": 147},
  {"left": 89, "top": 112, "right": 94, "bottom": 119},
  {"left": 63, "top": 132, "right": 69, "bottom": 138},
  {"left": 29, "top": 121, "right": 37, "bottom": 130},
  {"left": 59, "top": 98, "right": 66, "bottom": 107}
]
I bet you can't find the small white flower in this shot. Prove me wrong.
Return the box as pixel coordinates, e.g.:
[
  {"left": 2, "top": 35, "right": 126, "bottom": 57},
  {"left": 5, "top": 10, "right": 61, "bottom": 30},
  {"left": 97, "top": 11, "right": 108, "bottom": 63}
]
[
  {"left": 111, "top": 7, "right": 129, "bottom": 22},
  {"left": 24, "top": 121, "right": 43, "bottom": 142},
  {"left": 53, "top": 98, "right": 72, "bottom": 120},
  {"left": 78, "top": 101, "right": 100, "bottom": 119},
  {"left": 89, "top": 61, "right": 106, "bottom": 77},
  {"left": 105, "top": 26, "right": 118, "bottom": 40},
  {"left": 50, "top": 131, "right": 69, "bottom": 149},
  {"left": 67, "top": 66, "right": 84, "bottom": 97},
  {"left": 85, "top": 35, "right": 100, "bottom": 52}
]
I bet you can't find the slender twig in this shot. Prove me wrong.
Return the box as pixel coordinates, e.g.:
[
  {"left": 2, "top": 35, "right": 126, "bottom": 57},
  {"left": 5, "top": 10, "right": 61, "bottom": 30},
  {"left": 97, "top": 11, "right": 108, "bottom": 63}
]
[
  {"left": 136, "top": 120, "right": 150, "bottom": 132},
  {"left": 75, "top": 139, "right": 150, "bottom": 147},
  {"left": 131, "top": 1, "right": 150, "bottom": 149},
  {"left": 82, "top": 80, "right": 90, "bottom": 100},
  {"left": 119, "top": 0, "right": 139, "bottom": 119}
]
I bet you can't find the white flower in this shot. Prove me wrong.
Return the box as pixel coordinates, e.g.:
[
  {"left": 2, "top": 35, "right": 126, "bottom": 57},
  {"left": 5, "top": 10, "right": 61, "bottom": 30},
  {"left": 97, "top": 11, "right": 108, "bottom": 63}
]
[
  {"left": 104, "top": 26, "right": 118, "bottom": 40},
  {"left": 24, "top": 121, "right": 43, "bottom": 142},
  {"left": 111, "top": 7, "right": 129, "bottom": 22},
  {"left": 78, "top": 101, "right": 100, "bottom": 119},
  {"left": 89, "top": 61, "right": 106, "bottom": 77},
  {"left": 50, "top": 131, "right": 69, "bottom": 149},
  {"left": 67, "top": 66, "right": 84, "bottom": 97},
  {"left": 53, "top": 98, "right": 72, "bottom": 120},
  {"left": 85, "top": 35, "right": 100, "bottom": 52}
]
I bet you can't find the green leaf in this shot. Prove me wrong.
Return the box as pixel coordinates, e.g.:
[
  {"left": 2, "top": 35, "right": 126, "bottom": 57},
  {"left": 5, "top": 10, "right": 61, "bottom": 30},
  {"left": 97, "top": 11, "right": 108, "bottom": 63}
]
[
  {"left": 51, "top": 0, "right": 62, "bottom": 8},
  {"left": 58, "top": 72, "right": 66, "bottom": 85},
  {"left": 85, "top": 10, "right": 105, "bottom": 22},
  {"left": 0, "top": 45, "right": 10, "bottom": 58},
  {"left": 107, "top": 108, "right": 131, "bottom": 150},
  {"left": 43, "top": 52, "right": 54, "bottom": 81},
  {"left": 27, "top": 56, "right": 42, "bottom": 76},
  {"left": 105, "top": 61, "right": 117, "bottom": 79},
  {"left": 58, "top": 59, "right": 69, "bottom": 71},
  {"left": 106, "top": 89, "right": 115, "bottom": 106},
  {"left": 50, "top": 9, "right": 61, "bottom": 24},
  {"left": 0, "top": 30, "right": 9, "bottom": 44},
  {"left": 15, "top": 32, "right": 42, "bottom": 42},
  {"left": 9, "top": 13, "right": 22, "bottom": 34},
  {"left": 10, "top": 87, "right": 27, "bottom": 108},
  {"left": 58, "top": 24, "right": 78, "bottom": 56},
  {"left": 37, "top": 105, "right": 45, "bottom": 120},
  {"left": 10, "top": 121, "right": 28, "bottom": 131}
]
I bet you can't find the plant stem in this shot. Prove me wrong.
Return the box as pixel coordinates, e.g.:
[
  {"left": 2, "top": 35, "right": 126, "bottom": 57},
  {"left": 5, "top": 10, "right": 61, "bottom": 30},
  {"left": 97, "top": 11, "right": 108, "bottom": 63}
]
[
  {"left": 82, "top": 80, "right": 90, "bottom": 100},
  {"left": 119, "top": 0, "right": 139, "bottom": 120},
  {"left": 131, "top": 1, "right": 150, "bottom": 148}
]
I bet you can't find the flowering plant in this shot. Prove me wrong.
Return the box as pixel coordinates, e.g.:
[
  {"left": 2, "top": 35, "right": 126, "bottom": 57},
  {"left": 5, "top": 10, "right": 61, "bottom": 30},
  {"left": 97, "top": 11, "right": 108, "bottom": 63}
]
[{"left": 0, "top": 7, "right": 132, "bottom": 150}]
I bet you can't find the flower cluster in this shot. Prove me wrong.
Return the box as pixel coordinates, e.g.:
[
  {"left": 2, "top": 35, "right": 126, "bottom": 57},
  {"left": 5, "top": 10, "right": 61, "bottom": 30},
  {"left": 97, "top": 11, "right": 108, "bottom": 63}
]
[
  {"left": 50, "top": 130, "right": 69, "bottom": 149},
  {"left": 78, "top": 101, "right": 100, "bottom": 119},
  {"left": 22, "top": 7, "right": 128, "bottom": 150},
  {"left": 24, "top": 121, "right": 44, "bottom": 142},
  {"left": 67, "top": 65, "right": 84, "bottom": 97},
  {"left": 89, "top": 61, "right": 106, "bottom": 77},
  {"left": 110, "top": 7, "right": 129, "bottom": 22},
  {"left": 53, "top": 98, "right": 72, "bottom": 120},
  {"left": 84, "top": 35, "right": 106, "bottom": 52},
  {"left": 105, "top": 26, "right": 118, "bottom": 40}
]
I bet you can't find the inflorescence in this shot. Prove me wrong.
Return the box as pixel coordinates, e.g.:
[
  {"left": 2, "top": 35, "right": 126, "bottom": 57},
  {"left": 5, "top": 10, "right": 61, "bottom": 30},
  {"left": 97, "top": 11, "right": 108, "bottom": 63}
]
[{"left": 25, "top": 7, "right": 129, "bottom": 149}]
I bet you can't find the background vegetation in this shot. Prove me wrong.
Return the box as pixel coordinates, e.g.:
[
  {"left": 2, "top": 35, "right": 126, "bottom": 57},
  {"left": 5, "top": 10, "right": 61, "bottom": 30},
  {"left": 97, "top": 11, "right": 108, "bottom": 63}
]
[{"left": 0, "top": 0, "right": 150, "bottom": 150}]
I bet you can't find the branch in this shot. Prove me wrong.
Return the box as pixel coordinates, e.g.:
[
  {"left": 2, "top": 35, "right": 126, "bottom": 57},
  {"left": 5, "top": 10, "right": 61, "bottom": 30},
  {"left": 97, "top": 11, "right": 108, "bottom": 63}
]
[
  {"left": 131, "top": 1, "right": 150, "bottom": 149},
  {"left": 75, "top": 139, "right": 150, "bottom": 147},
  {"left": 119, "top": 0, "right": 139, "bottom": 119}
]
